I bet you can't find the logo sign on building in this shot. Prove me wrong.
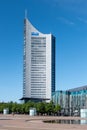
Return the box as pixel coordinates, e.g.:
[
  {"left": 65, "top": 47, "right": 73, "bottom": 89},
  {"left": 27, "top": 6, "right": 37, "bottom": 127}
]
[{"left": 31, "top": 32, "right": 39, "bottom": 36}]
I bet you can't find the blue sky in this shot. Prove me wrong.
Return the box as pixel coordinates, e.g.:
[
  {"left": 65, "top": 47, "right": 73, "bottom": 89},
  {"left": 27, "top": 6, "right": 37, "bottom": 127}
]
[{"left": 0, "top": 0, "right": 87, "bottom": 102}]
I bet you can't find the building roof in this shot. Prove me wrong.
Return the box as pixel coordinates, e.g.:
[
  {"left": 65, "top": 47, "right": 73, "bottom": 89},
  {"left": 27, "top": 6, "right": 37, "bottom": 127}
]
[{"left": 68, "top": 85, "right": 87, "bottom": 92}]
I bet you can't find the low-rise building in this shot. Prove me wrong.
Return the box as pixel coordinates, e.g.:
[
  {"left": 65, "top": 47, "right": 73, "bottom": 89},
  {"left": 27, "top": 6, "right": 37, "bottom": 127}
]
[{"left": 52, "top": 85, "right": 87, "bottom": 116}]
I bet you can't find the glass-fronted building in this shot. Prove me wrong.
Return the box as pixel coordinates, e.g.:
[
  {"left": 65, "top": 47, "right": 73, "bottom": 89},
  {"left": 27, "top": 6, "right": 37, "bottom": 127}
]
[
  {"left": 69, "top": 86, "right": 87, "bottom": 115},
  {"left": 52, "top": 86, "right": 87, "bottom": 116},
  {"left": 21, "top": 17, "right": 55, "bottom": 102}
]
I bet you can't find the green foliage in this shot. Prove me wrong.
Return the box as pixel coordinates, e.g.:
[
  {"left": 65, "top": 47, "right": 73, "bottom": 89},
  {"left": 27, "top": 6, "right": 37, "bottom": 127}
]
[
  {"left": 24, "top": 101, "right": 35, "bottom": 114},
  {"left": 45, "top": 101, "right": 54, "bottom": 115},
  {"left": 54, "top": 104, "right": 61, "bottom": 113},
  {"left": 0, "top": 101, "right": 61, "bottom": 115},
  {"left": 0, "top": 103, "right": 4, "bottom": 113},
  {"left": 36, "top": 102, "right": 46, "bottom": 115}
]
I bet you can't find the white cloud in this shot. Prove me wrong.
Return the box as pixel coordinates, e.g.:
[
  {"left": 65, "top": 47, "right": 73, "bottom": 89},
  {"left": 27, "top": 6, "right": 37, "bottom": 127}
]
[
  {"left": 77, "top": 17, "right": 87, "bottom": 24},
  {"left": 50, "top": 0, "right": 87, "bottom": 15},
  {"left": 57, "top": 17, "right": 75, "bottom": 25},
  {"left": 54, "top": 0, "right": 86, "bottom": 4}
]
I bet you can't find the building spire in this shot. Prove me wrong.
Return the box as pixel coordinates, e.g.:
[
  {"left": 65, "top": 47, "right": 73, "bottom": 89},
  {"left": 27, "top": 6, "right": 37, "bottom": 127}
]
[{"left": 25, "top": 9, "right": 27, "bottom": 19}]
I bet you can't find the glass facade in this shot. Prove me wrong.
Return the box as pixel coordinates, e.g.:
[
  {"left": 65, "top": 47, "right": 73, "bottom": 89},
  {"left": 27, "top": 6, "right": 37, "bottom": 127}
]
[
  {"left": 52, "top": 91, "right": 70, "bottom": 109},
  {"left": 52, "top": 86, "right": 87, "bottom": 116},
  {"left": 51, "top": 36, "right": 55, "bottom": 93},
  {"left": 69, "top": 87, "right": 87, "bottom": 115},
  {"left": 31, "top": 37, "right": 46, "bottom": 98},
  {"left": 22, "top": 18, "right": 56, "bottom": 102}
]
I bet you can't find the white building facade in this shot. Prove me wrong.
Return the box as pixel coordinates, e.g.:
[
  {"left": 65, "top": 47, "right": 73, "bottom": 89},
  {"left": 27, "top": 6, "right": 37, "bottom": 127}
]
[{"left": 22, "top": 18, "right": 55, "bottom": 102}]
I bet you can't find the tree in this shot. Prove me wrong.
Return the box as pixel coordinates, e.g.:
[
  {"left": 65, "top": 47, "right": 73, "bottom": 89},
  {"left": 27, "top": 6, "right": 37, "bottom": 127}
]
[
  {"left": 36, "top": 102, "right": 46, "bottom": 115},
  {"left": 45, "top": 101, "right": 54, "bottom": 115},
  {"left": 0, "top": 103, "right": 4, "bottom": 113},
  {"left": 12, "top": 103, "right": 17, "bottom": 113},
  {"left": 54, "top": 104, "right": 61, "bottom": 115},
  {"left": 24, "top": 101, "right": 35, "bottom": 114}
]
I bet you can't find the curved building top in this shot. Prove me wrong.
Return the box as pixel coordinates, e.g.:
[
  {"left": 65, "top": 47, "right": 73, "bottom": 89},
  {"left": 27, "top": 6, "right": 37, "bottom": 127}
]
[{"left": 25, "top": 18, "right": 51, "bottom": 37}]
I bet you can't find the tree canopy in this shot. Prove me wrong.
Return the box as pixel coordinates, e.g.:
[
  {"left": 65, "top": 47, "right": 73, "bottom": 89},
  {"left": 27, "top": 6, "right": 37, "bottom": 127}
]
[{"left": 0, "top": 101, "right": 61, "bottom": 115}]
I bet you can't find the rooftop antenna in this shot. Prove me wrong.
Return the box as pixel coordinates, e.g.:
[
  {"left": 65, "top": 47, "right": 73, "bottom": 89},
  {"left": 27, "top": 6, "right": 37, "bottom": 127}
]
[{"left": 25, "top": 9, "right": 27, "bottom": 19}]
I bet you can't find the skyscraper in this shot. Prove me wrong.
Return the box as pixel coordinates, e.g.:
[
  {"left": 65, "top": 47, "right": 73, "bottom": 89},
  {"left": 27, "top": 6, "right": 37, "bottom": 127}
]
[{"left": 21, "top": 17, "right": 55, "bottom": 102}]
